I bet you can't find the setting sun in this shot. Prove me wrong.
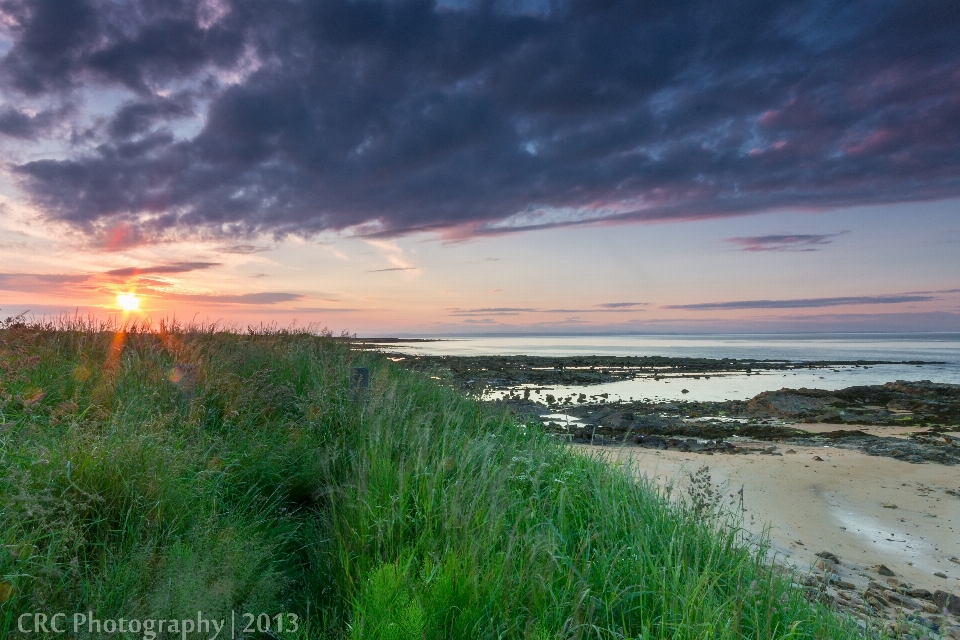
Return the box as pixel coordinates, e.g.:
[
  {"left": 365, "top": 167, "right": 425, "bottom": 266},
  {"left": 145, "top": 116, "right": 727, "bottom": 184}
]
[{"left": 116, "top": 293, "right": 140, "bottom": 312}]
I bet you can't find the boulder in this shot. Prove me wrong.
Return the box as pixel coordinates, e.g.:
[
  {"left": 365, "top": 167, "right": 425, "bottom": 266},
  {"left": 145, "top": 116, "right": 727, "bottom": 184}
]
[
  {"left": 814, "top": 558, "right": 837, "bottom": 572},
  {"left": 635, "top": 435, "right": 667, "bottom": 448},
  {"left": 746, "top": 389, "right": 836, "bottom": 418},
  {"left": 885, "top": 590, "right": 920, "bottom": 610},
  {"left": 816, "top": 551, "right": 841, "bottom": 563},
  {"left": 933, "top": 590, "right": 960, "bottom": 616}
]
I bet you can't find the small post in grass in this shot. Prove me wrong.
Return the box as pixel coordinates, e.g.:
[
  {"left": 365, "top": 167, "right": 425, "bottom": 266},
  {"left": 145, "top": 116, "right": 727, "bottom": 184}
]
[{"left": 350, "top": 366, "right": 370, "bottom": 401}]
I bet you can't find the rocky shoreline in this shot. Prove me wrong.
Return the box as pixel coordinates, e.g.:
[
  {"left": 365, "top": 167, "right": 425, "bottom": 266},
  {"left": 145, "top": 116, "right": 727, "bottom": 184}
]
[
  {"left": 791, "top": 554, "right": 960, "bottom": 638},
  {"left": 387, "top": 353, "right": 938, "bottom": 390},
  {"left": 495, "top": 380, "right": 960, "bottom": 466},
  {"left": 388, "top": 354, "right": 960, "bottom": 465}
]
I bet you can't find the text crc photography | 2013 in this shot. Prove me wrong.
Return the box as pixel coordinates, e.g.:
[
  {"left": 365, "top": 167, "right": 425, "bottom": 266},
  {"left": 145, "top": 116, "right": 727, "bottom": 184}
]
[{"left": 16, "top": 610, "right": 299, "bottom": 639}]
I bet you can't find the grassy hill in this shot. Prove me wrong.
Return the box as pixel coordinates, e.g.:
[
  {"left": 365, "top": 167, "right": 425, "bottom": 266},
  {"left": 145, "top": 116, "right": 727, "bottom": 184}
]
[{"left": 0, "top": 320, "right": 862, "bottom": 638}]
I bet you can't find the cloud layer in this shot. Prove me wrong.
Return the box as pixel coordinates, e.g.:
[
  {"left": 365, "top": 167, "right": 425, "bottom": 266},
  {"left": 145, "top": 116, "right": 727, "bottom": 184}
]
[
  {"left": 103, "top": 261, "right": 220, "bottom": 276},
  {"left": 725, "top": 232, "right": 849, "bottom": 252},
  {"left": 665, "top": 294, "right": 936, "bottom": 311},
  {"left": 449, "top": 303, "right": 647, "bottom": 316},
  {"left": 3, "top": 0, "right": 960, "bottom": 242},
  {"left": 0, "top": 268, "right": 299, "bottom": 305}
]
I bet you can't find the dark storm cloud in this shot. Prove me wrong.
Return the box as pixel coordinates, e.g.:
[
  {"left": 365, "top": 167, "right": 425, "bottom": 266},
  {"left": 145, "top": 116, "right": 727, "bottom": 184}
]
[
  {"left": 107, "top": 93, "right": 195, "bottom": 139},
  {"left": 0, "top": 106, "right": 42, "bottom": 138},
  {"left": 0, "top": 0, "right": 246, "bottom": 94},
  {"left": 0, "top": 103, "right": 71, "bottom": 139},
  {"left": 104, "top": 261, "right": 219, "bottom": 276},
  {"left": 4, "top": 0, "right": 960, "bottom": 240},
  {"left": 665, "top": 294, "right": 936, "bottom": 310},
  {"left": 725, "top": 231, "right": 849, "bottom": 252}
]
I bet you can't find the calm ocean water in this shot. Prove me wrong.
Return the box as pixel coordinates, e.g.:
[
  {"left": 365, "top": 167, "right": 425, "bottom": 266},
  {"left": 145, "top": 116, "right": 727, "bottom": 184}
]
[{"left": 382, "top": 333, "right": 960, "bottom": 402}]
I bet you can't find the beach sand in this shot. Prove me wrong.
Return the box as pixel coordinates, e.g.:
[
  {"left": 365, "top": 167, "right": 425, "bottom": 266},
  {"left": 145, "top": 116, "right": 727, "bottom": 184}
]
[{"left": 579, "top": 436, "right": 960, "bottom": 593}]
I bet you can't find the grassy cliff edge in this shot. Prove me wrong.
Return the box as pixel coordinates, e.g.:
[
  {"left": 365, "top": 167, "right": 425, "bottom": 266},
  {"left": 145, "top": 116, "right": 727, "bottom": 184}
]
[{"left": 0, "top": 322, "right": 862, "bottom": 638}]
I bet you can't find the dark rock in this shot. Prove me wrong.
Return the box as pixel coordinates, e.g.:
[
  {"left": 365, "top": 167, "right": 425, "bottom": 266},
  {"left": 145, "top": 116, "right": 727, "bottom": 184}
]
[
  {"left": 488, "top": 374, "right": 960, "bottom": 465},
  {"left": 635, "top": 434, "right": 737, "bottom": 454},
  {"left": 816, "top": 551, "right": 841, "bottom": 563},
  {"left": 747, "top": 389, "right": 836, "bottom": 418},
  {"left": 866, "top": 590, "right": 891, "bottom": 608},
  {"left": 933, "top": 590, "right": 960, "bottom": 616},
  {"left": 635, "top": 435, "right": 667, "bottom": 449},
  {"left": 908, "top": 614, "right": 940, "bottom": 632},
  {"left": 797, "top": 575, "right": 818, "bottom": 587},
  {"left": 634, "top": 414, "right": 683, "bottom": 429},
  {"left": 876, "top": 564, "right": 896, "bottom": 576},
  {"left": 815, "top": 558, "right": 838, "bottom": 572},
  {"left": 886, "top": 591, "right": 921, "bottom": 609}
]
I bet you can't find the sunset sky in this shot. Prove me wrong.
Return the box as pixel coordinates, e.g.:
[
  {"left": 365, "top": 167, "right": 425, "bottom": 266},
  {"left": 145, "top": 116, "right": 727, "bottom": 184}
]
[{"left": 1, "top": 0, "right": 959, "bottom": 335}]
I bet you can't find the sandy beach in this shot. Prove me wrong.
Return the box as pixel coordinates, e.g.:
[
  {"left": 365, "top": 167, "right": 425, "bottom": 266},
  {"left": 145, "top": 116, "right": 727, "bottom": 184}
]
[{"left": 580, "top": 436, "right": 960, "bottom": 593}]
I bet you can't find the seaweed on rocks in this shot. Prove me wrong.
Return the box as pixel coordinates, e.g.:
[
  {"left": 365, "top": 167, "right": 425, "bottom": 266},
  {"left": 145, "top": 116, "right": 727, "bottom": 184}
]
[
  {"left": 385, "top": 353, "right": 930, "bottom": 391},
  {"left": 500, "top": 381, "right": 960, "bottom": 465},
  {"left": 748, "top": 380, "right": 960, "bottom": 426}
]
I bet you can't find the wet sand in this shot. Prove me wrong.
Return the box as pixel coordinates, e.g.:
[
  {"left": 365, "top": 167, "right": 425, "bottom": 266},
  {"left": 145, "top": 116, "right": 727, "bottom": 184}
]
[
  {"left": 580, "top": 440, "right": 960, "bottom": 592},
  {"left": 799, "top": 423, "right": 936, "bottom": 438}
]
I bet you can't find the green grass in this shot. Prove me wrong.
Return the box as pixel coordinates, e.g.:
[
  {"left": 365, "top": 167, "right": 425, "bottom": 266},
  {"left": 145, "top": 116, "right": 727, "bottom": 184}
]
[{"left": 0, "top": 318, "right": 867, "bottom": 638}]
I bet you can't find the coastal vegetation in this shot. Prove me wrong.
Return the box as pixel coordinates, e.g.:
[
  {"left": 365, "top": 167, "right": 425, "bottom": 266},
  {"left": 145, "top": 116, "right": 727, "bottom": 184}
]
[{"left": 1, "top": 318, "right": 864, "bottom": 638}]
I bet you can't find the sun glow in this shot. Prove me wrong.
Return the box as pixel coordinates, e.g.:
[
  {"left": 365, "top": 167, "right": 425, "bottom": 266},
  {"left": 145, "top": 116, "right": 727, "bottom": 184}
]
[{"left": 116, "top": 293, "right": 141, "bottom": 312}]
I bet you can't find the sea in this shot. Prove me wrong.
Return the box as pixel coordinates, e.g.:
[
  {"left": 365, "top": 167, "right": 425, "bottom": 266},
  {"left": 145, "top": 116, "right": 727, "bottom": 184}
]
[{"left": 378, "top": 333, "right": 960, "bottom": 403}]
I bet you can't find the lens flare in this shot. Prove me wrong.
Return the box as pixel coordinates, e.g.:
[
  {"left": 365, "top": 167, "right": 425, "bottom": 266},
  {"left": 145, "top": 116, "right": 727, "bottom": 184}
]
[{"left": 116, "top": 293, "right": 140, "bottom": 312}]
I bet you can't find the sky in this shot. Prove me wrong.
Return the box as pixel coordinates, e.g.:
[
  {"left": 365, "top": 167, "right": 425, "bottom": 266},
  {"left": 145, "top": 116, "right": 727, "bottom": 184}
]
[{"left": 0, "top": 0, "right": 959, "bottom": 335}]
